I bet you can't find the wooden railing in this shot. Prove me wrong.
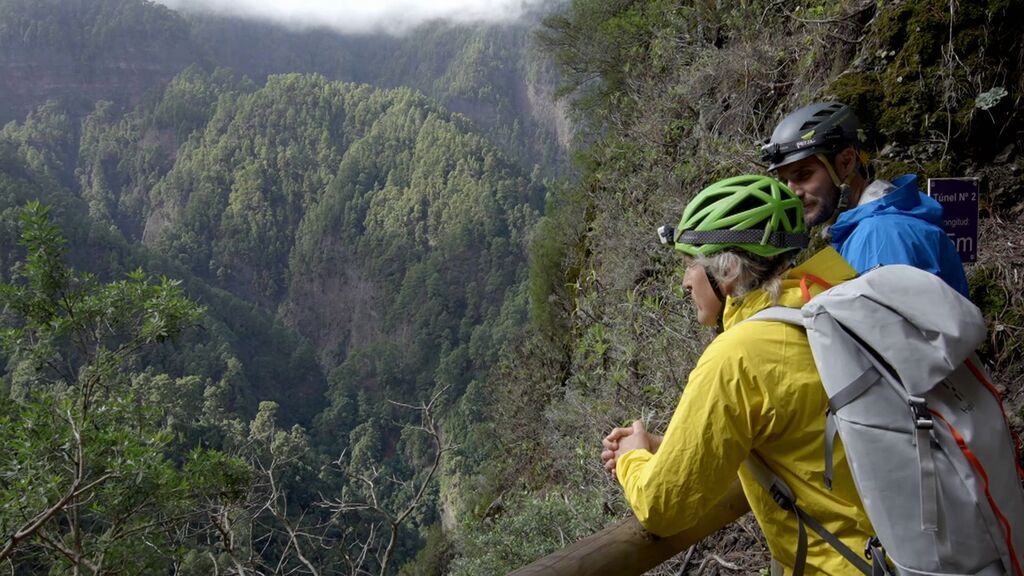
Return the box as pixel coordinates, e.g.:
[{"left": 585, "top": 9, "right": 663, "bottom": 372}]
[{"left": 508, "top": 480, "right": 750, "bottom": 576}]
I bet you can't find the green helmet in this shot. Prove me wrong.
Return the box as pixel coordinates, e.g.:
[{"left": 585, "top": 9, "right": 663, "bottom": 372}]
[{"left": 671, "top": 175, "right": 808, "bottom": 257}]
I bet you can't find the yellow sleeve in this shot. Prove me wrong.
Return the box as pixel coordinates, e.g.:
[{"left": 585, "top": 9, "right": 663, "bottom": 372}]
[{"left": 616, "top": 334, "right": 769, "bottom": 537}]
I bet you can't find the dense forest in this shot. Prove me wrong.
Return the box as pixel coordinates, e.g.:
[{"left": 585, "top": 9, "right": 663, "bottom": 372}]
[
  {"left": 0, "top": 0, "right": 555, "bottom": 573},
  {"left": 2, "top": 0, "right": 1023, "bottom": 574},
  {"left": 0, "top": 0, "right": 569, "bottom": 177}
]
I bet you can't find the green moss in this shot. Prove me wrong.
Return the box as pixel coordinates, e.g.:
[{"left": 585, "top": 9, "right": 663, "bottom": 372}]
[
  {"left": 830, "top": 73, "right": 884, "bottom": 124},
  {"left": 827, "top": 0, "right": 1022, "bottom": 164},
  {"left": 873, "top": 159, "right": 947, "bottom": 181}
]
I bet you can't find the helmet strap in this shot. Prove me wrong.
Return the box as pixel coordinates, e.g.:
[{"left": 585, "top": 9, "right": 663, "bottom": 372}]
[
  {"left": 702, "top": 267, "right": 727, "bottom": 330},
  {"left": 816, "top": 152, "right": 855, "bottom": 216},
  {"left": 817, "top": 152, "right": 844, "bottom": 188},
  {"left": 705, "top": 267, "right": 725, "bottom": 303}
]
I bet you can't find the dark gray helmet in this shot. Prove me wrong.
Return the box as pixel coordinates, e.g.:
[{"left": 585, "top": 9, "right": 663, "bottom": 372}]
[{"left": 760, "top": 102, "right": 867, "bottom": 171}]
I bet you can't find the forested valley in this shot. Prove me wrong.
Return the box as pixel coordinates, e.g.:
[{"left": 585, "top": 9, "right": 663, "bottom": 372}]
[
  {"left": 1, "top": 0, "right": 1022, "bottom": 574},
  {"left": 0, "top": 0, "right": 557, "bottom": 572}
]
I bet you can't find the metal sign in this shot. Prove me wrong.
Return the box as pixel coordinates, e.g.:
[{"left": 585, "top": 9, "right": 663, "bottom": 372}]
[{"left": 927, "top": 178, "right": 979, "bottom": 263}]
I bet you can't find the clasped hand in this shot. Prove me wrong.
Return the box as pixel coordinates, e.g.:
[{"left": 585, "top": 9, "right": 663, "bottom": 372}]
[{"left": 601, "top": 420, "right": 663, "bottom": 473}]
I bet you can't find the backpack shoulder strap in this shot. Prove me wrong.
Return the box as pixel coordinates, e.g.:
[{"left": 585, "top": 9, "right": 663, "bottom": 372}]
[
  {"left": 743, "top": 308, "right": 885, "bottom": 575},
  {"left": 744, "top": 455, "right": 875, "bottom": 576},
  {"left": 746, "top": 306, "right": 804, "bottom": 327}
]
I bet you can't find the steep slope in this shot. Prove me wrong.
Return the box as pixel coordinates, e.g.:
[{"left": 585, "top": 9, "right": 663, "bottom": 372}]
[
  {"left": 448, "top": 0, "right": 1024, "bottom": 572},
  {"left": 0, "top": 100, "right": 327, "bottom": 425},
  {"left": 39, "top": 63, "right": 544, "bottom": 439},
  {"left": 187, "top": 15, "right": 570, "bottom": 175},
  {"left": 0, "top": 0, "right": 570, "bottom": 179},
  {"left": 0, "top": 0, "right": 199, "bottom": 126},
  {"left": 0, "top": 2, "right": 569, "bottom": 570},
  {"left": 1, "top": 65, "right": 546, "bottom": 576}
]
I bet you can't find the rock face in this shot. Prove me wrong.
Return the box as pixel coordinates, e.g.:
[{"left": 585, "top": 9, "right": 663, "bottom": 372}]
[
  {"left": 0, "top": 46, "right": 196, "bottom": 126},
  {"left": 0, "top": 0, "right": 201, "bottom": 126}
]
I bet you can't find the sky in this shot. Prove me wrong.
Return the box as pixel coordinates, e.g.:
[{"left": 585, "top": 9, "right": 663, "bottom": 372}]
[{"left": 155, "top": 0, "right": 552, "bottom": 35}]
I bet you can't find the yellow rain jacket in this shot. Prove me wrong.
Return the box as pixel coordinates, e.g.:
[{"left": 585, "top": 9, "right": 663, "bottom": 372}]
[{"left": 617, "top": 248, "right": 874, "bottom": 575}]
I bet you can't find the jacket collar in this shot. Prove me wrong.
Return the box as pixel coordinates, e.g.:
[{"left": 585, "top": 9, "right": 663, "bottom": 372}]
[
  {"left": 830, "top": 174, "right": 943, "bottom": 243},
  {"left": 721, "top": 248, "right": 857, "bottom": 330}
]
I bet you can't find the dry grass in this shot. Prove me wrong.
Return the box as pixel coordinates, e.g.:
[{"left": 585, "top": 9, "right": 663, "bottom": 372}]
[
  {"left": 647, "top": 515, "right": 771, "bottom": 576},
  {"left": 973, "top": 216, "right": 1024, "bottom": 432}
]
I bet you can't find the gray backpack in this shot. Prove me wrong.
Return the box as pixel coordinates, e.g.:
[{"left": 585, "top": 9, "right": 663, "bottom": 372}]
[{"left": 748, "top": 264, "right": 1024, "bottom": 576}]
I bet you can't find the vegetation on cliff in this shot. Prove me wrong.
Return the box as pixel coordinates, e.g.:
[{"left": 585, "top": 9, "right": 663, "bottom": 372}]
[{"left": 462, "top": 0, "right": 1024, "bottom": 572}]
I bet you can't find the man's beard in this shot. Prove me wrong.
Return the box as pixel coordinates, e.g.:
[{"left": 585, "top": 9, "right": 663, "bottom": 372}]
[{"left": 806, "top": 187, "right": 840, "bottom": 227}]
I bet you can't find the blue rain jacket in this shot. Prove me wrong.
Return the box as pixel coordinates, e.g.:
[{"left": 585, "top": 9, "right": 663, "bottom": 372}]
[{"left": 830, "top": 174, "right": 969, "bottom": 297}]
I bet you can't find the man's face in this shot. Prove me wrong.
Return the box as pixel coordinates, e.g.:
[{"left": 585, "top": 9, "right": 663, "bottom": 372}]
[
  {"left": 775, "top": 155, "right": 839, "bottom": 227},
  {"left": 682, "top": 263, "right": 722, "bottom": 327}
]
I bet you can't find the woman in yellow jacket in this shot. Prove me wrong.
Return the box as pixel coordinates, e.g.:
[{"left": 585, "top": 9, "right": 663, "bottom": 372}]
[{"left": 603, "top": 175, "right": 874, "bottom": 575}]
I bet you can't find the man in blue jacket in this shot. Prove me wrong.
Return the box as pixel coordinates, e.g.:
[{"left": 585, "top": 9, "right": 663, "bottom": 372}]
[{"left": 760, "top": 102, "right": 969, "bottom": 297}]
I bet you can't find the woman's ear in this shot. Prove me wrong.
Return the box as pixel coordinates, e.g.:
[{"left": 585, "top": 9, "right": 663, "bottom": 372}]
[{"left": 716, "top": 259, "right": 739, "bottom": 296}]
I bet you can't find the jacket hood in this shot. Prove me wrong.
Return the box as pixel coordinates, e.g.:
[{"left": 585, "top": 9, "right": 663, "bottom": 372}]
[
  {"left": 722, "top": 247, "right": 856, "bottom": 330},
  {"left": 829, "top": 175, "right": 945, "bottom": 245}
]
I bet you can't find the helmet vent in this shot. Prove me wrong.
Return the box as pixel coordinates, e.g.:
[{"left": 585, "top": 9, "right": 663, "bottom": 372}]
[
  {"left": 672, "top": 175, "right": 807, "bottom": 258},
  {"left": 763, "top": 102, "right": 859, "bottom": 170}
]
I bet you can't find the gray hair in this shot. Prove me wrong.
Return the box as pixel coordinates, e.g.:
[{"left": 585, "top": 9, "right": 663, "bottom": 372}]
[{"left": 695, "top": 250, "right": 792, "bottom": 303}]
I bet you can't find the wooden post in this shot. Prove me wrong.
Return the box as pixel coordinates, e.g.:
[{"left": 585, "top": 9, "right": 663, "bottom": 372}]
[{"left": 507, "top": 480, "right": 750, "bottom": 576}]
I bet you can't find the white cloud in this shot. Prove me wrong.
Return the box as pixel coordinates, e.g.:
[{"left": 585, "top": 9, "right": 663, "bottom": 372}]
[{"left": 155, "top": 0, "right": 549, "bottom": 35}]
